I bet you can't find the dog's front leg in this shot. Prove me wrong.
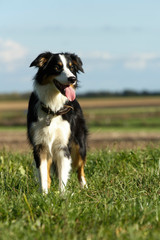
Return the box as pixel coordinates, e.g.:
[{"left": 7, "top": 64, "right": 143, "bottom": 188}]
[
  {"left": 39, "top": 158, "right": 48, "bottom": 194},
  {"left": 34, "top": 146, "right": 49, "bottom": 194},
  {"left": 56, "top": 149, "right": 71, "bottom": 193}
]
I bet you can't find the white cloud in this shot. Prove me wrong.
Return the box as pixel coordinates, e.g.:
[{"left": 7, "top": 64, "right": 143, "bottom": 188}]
[
  {"left": 81, "top": 51, "right": 113, "bottom": 60},
  {"left": 0, "top": 38, "right": 28, "bottom": 71},
  {"left": 124, "top": 53, "right": 158, "bottom": 70},
  {"left": 81, "top": 51, "right": 160, "bottom": 71},
  {"left": 81, "top": 51, "right": 114, "bottom": 72}
]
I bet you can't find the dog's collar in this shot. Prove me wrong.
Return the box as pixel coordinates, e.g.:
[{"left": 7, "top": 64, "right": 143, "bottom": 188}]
[{"left": 40, "top": 102, "right": 74, "bottom": 126}]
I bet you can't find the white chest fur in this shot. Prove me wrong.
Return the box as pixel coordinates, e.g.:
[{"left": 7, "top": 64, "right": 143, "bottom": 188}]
[
  {"left": 31, "top": 81, "right": 71, "bottom": 155},
  {"left": 31, "top": 112, "right": 71, "bottom": 155}
]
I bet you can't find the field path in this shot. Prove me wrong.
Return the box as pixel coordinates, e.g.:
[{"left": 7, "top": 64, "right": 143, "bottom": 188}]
[
  {"left": 0, "top": 130, "right": 160, "bottom": 152},
  {"left": 1, "top": 97, "right": 160, "bottom": 152},
  {"left": 1, "top": 97, "right": 160, "bottom": 111}
]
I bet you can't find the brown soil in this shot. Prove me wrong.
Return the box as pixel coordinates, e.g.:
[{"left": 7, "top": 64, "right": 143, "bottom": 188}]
[
  {"left": 0, "top": 130, "right": 160, "bottom": 153},
  {"left": 1, "top": 97, "right": 160, "bottom": 153},
  {"left": 0, "top": 101, "right": 28, "bottom": 111},
  {"left": 88, "top": 131, "right": 160, "bottom": 151},
  {"left": 1, "top": 97, "right": 160, "bottom": 111},
  {"left": 79, "top": 97, "right": 160, "bottom": 108}
]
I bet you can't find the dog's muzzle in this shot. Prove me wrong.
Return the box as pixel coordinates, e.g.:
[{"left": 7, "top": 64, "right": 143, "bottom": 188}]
[{"left": 68, "top": 76, "right": 76, "bottom": 85}]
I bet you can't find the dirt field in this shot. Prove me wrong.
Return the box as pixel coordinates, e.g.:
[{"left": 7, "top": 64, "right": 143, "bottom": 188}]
[
  {"left": 1, "top": 97, "right": 160, "bottom": 110},
  {"left": 1, "top": 97, "right": 160, "bottom": 152},
  {"left": 0, "top": 130, "right": 160, "bottom": 153},
  {"left": 79, "top": 97, "right": 160, "bottom": 108}
]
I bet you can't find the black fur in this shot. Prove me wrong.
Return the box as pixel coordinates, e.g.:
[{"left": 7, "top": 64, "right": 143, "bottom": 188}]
[
  {"left": 62, "top": 100, "right": 88, "bottom": 160},
  {"left": 27, "top": 92, "right": 38, "bottom": 145},
  {"left": 27, "top": 93, "right": 87, "bottom": 161},
  {"left": 33, "top": 144, "right": 44, "bottom": 168},
  {"left": 29, "top": 52, "right": 84, "bottom": 85},
  {"left": 27, "top": 52, "right": 87, "bottom": 171}
]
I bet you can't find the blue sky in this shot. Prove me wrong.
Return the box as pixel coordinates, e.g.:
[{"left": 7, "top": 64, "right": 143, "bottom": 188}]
[{"left": 1, "top": 0, "right": 160, "bottom": 93}]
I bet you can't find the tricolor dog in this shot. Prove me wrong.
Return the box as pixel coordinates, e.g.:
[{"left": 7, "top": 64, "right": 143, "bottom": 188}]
[{"left": 27, "top": 52, "right": 87, "bottom": 194}]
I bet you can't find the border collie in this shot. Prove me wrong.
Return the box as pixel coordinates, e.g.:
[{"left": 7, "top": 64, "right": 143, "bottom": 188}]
[{"left": 27, "top": 52, "right": 87, "bottom": 194}]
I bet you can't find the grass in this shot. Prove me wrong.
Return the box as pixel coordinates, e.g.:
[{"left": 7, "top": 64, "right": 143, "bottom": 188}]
[
  {"left": 1, "top": 105, "right": 160, "bottom": 132},
  {"left": 84, "top": 106, "right": 160, "bottom": 115},
  {"left": 0, "top": 126, "right": 26, "bottom": 131},
  {"left": 84, "top": 106, "right": 160, "bottom": 131},
  {"left": 0, "top": 148, "right": 160, "bottom": 239},
  {"left": 1, "top": 97, "right": 160, "bottom": 132}
]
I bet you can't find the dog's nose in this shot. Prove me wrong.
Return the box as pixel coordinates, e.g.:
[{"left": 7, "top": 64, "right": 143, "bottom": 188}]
[{"left": 68, "top": 76, "right": 76, "bottom": 84}]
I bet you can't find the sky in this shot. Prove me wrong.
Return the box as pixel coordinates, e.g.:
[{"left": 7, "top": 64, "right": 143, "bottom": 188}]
[{"left": 0, "top": 0, "right": 160, "bottom": 94}]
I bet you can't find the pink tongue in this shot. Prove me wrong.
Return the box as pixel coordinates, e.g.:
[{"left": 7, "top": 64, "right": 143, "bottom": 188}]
[{"left": 65, "top": 86, "right": 76, "bottom": 101}]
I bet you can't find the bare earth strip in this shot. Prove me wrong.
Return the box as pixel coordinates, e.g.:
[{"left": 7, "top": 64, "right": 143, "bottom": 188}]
[
  {"left": 89, "top": 131, "right": 160, "bottom": 151},
  {"left": 1, "top": 97, "right": 160, "bottom": 110},
  {"left": 0, "top": 130, "right": 160, "bottom": 153},
  {"left": 1, "top": 97, "right": 160, "bottom": 152}
]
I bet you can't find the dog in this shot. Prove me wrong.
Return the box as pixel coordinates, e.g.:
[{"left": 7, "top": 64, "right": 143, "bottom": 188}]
[{"left": 27, "top": 52, "right": 87, "bottom": 194}]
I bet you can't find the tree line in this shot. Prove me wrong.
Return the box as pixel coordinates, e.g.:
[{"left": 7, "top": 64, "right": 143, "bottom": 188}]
[{"left": 0, "top": 90, "right": 160, "bottom": 101}]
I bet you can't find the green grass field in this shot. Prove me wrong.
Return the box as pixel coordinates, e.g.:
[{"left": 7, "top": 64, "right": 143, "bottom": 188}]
[
  {"left": 83, "top": 106, "right": 160, "bottom": 131},
  {"left": 0, "top": 148, "right": 160, "bottom": 240},
  {"left": 1, "top": 105, "right": 160, "bottom": 133},
  {"left": 0, "top": 97, "right": 160, "bottom": 239}
]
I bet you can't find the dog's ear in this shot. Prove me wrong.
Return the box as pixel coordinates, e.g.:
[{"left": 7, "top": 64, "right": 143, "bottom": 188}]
[
  {"left": 69, "top": 54, "right": 84, "bottom": 73},
  {"left": 30, "top": 52, "right": 52, "bottom": 68}
]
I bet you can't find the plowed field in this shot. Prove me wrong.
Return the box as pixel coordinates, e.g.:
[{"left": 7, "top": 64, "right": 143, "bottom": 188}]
[{"left": 0, "top": 97, "right": 160, "bottom": 152}]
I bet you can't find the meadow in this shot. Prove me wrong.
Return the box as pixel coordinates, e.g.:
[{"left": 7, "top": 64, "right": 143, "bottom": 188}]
[
  {"left": 0, "top": 96, "right": 160, "bottom": 239},
  {"left": 1, "top": 96, "right": 160, "bottom": 151},
  {"left": 0, "top": 148, "right": 160, "bottom": 240},
  {"left": 1, "top": 96, "right": 160, "bottom": 131}
]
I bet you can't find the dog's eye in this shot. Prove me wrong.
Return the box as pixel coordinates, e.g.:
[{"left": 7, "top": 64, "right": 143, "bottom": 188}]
[
  {"left": 55, "top": 65, "right": 62, "bottom": 71},
  {"left": 69, "top": 65, "right": 74, "bottom": 72}
]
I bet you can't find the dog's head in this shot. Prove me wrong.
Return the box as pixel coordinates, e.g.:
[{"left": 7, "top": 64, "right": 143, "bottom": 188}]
[{"left": 30, "top": 52, "right": 84, "bottom": 101}]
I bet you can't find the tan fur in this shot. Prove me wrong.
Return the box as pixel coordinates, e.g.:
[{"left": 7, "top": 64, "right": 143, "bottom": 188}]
[
  {"left": 39, "top": 57, "right": 48, "bottom": 67},
  {"left": 41, "top": 75, "right": 55, "bottom": 85},
  {"left": 47, "top": 157, "right": 52, "bottom": 189},
  {"left": 71, "top": 142, "right": 87, "bottom": 185},
  {"left": 58, "top": 61, "right": 63, "bottom": 66},
  {"left": 38, "top": 148, "right": 48, "bottom": 193}
]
